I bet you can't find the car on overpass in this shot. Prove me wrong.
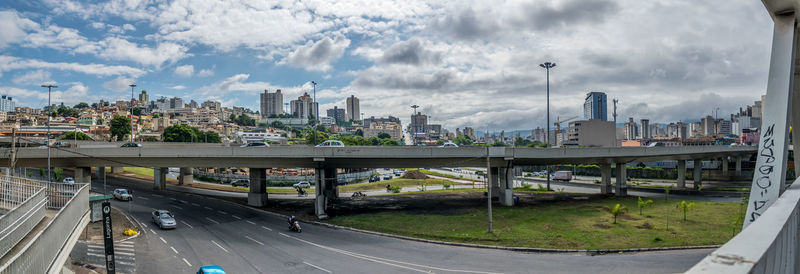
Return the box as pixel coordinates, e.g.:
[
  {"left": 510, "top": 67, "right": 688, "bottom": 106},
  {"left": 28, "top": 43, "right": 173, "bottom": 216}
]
[
  {"left": 241, "top": 142, "right": 270, "bottom": 147},
  {"left": 316, "top": 140, "right": 345, "bottom": 147},
  {"left": 152, "top": 210, "right": 177, "bottom": 229},
  {"left": 113, "top": 188, "right": 133, "bottom": 201},
  {"left": 383, "top": 174, "right": 392, "bottom": 180},
  {"left": 439, "top": 142, "right": 459, "bottom": 147},
  {"left": 62, "top": 177, "right": 75, "bottom": 184},
  {"left": 197, "top": 265, "right": 226, "bottom": 274},
  {"left": 121, "top": 142, "right": 142, "bottom": 147},
  {"left": 369, "top": 175, "right": 380, "bottom": 182}
]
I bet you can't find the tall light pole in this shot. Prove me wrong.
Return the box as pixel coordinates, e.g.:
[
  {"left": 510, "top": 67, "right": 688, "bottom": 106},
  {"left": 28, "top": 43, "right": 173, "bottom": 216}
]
[
  {"left": 539, "top": 61, "right": 556, "bottom": 191},
  {"left": 41, "top": 84, "right": 58, "bottom": 182},
  {"left": 129, "top": 83, "right": 136, "bottom": 143},
  {"left": 311, "top": 81, "right": 318, "bottom": 144},
  {"left": 410, "top": 105, "right": 419, "bottom": 144}
]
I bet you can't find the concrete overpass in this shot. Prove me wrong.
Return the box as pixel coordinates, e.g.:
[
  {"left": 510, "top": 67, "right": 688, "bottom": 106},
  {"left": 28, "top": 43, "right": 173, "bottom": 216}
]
[{"left": 0, "top": 145, "right": 756, "bottom": 219}]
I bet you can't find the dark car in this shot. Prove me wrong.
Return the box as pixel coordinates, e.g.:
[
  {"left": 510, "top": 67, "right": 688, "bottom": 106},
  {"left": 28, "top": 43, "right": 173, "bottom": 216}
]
[
  {"left": 231, "top": 179, "right": 250, "bottom": 187},
  {"left": 121, "top": 142, "right": 142, "bottom": 147},
  {"left": 382, "top": 174, "right": 392, "bottom": 180},
  {"left": 369, "top": 175, "right": 379, "bottom": 182}
]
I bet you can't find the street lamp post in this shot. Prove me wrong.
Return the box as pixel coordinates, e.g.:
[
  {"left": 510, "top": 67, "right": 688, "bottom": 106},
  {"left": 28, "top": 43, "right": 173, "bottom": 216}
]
[
  {"left": 539, "top": 61, "right": 556, "bottom": 191},
  {"left": 129, "top": 83, "right": 136, "bottom": 143},
  {"left": 311, "top": 81, "right": 318, "bottom": 144},
  {"left": 41, "top": 84, "right": 58, "bottom": 182}
]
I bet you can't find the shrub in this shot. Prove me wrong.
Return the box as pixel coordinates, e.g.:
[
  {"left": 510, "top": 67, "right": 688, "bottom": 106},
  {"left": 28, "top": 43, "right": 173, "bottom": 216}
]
[
  {"left": 604, "top": 204, "right": 628, "bottom": 224},
  {"left": 388, "top": 186, "right": 401, "bottom": 193},
  {"left": 677, "top": 200, "right": 696, "bottom": 221},
  {"left": 637, "top": 197, "right": 654, "bottom": 215},
  {"left": 442, "top": 182, "right": 451, "bottom": 190}
]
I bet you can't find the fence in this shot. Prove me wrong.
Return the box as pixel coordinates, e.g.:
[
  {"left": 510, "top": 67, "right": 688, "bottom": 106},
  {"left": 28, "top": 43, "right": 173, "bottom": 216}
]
[
  {"left": 194, "top": 169, "right": 374, "bottom": 185},
  {"left": 0, "top": 178, "right": 46, "bottom": 259},
  {"left": 0, "top": 179, "right": 91, "bottom": 273},
  {"left": 687, "top": 177, "right": 800, "bottom": 273}
]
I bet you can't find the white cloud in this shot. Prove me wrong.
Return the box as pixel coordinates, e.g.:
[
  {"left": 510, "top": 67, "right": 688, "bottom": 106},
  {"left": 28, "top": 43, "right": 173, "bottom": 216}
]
[
  {"left": 174, "top": 65, "right": 194, "bottom": 77},
  {"left": 97, "top": 38, "right": 189, "bottom": 68},
  {"left": 102, "top": 77, "right": 136, "bottom": 92},
  {"left": 0, "top": 55, "right": 146, "bottom": 77},
  {"left": 12, "top": 70, "right": 52, "bottom": 85},
  {"left": 170, "top": 85, "right": 186, "bottom": 90},
  {"left": 0, "top": 11, "right": 38, "bottom": 49},
  {"left": 197, "top": 68, "right": 214, "bottom": 77},
  {"left": 282, "top": 35, "right": 351, "bottom": 71}
]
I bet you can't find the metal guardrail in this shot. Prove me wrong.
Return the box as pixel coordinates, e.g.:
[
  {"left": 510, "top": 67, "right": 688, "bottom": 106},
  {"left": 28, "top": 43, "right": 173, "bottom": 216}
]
[
  {"left": 0, "top": 179, "right": 46, "bottom": 258},
  {"left": 0, "top": 183, "right": 88, "bottom": 274},
  {"left": 687, "top": 177, "right": 800, "bottom": 273}
]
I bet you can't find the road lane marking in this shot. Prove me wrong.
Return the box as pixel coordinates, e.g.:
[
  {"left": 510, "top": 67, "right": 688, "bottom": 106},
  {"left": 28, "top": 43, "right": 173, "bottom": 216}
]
[
  {"left": 246, "top": 220, "right": 256, "bottom": 225},
  {"left": 138, "top": 197, "right": 149, "bottom": 200},
  {"left": 191, "top": 203, "right": 200, "bottom": 206},
  {"left": 113, "top": 251, "right": 136, "bottom": 256},
  {"left": 303, "top": 262, "right": 332, "bottom": 273},
  {"left": 180, "top": 220, "right": 193, "bottom": 229},
  {"left": 87, "top": 253, "right": 104, "bottom": 258},
  {"left": 280, "top": 232, "right": 500, "bottom": 274},
  {"left": 244, "top": 235, "right": 264, "bottom": 245},
  {"left": 205, "top": 217, "right": 220, "bottom": 224},
  {"left": 232, "top": 215, "right": 242, "bottom": 220},
  {"left": 204, "top": 206, "right": 212, "bottom": 210},
  {"left": 152, "top": 194, "right": 163, "bottom": 197},
  {"left": 211, "top": 240, "right": 229, "bottom": 253},
  {"left": 159, "top": 237, "right": 167, "bottom": 244},
  {"left": 217, "top": 210, "right": 227, "bottom": 215},
  {"left": 170, "top": 246, "right": 179, "bottom": 254},
  {"left": 179, "top": 200, "right": 188, "bottom": 204},
  {"left": 182, "top": 258, "right": 192, "bottom": 267},
  {"left": 261, "top": 226, "right": 272, "bottom": 231},
  {"left": 149, "top": 229, "right": 157, "bottom": 235},
  {"left": 141, "top": 223, "right": 148, "bottom": 228},
  {"left": 171, "top": 205, "right": 183, "bottom": 209},
  {"left": 169, "top": 197, "right": 177, "bottom": 201},
  {"left": 117, "top": 261, "right": 135, "bottom": 266}
]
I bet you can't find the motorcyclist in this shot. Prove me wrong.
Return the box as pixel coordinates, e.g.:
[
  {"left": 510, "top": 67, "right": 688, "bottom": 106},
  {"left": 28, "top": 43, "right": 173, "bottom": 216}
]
[
  {"left": 386, "top": 184, "right": 391, "bottom": 192},
  {"left": 288, "top": 215, "right": 297, "bottom": 226}
]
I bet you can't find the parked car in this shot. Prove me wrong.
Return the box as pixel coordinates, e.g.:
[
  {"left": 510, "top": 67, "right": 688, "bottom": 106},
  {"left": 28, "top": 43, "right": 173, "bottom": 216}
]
[
  {"left": 382, "top": 174, "right": 392, "bottom": 180},
  {"left": 113, "top": 188, "right": 133, "bottom": 201},
  {"left": 152, "top": 210, "right": 176, "bottom": 229},
  {"left": 241, "top": 142, "right": 270, "bottom": 147},
  {"left": 62, "top": 177, "right": 75, "bottom": 184},
  {"left": 231, "top": 179, "right": 250, "bottom": 187},
  {"left": 393, "top": 169, "right": 402, "bottom": 176},
  {"left": 293, "top": 181, "right": 311, "bottom": 188},
  {"left": 438, "top": 142, "right": 459, "bottom": 148},
  {"left": 553, "top": 171, "right": 573, "bottom": 182},
  {"left": 369, "top": 175, "right": 380, "bottom": 182},
  {"left": 121, "top": 142, "right": 142, "bottom": 147},
  {"left": 52, "top": 141, "right": 71, "bottom": 148},
  {"left": 315, "top": 140, "right": 345, "bottom": 147},
  {"left": 197, "top": 265, "right": 226, "bottom": 274}
]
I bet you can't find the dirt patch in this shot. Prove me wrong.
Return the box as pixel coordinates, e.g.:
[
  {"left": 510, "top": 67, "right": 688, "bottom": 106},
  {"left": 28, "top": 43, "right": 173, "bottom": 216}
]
[
  {"left": 82, "top": 206, "right": 139, "bottom": 243},
  {"left": 401, "top": 170, "right": 429, "bottom": 179},
  {"left": 618, "top": 214, "right": 635, "bottom": 221},
  {"left": 593, "top": 223, "right": 611, "bottom": 229},
  {"left": 635, "top": 222, "right": 654, "bottom": 229}
]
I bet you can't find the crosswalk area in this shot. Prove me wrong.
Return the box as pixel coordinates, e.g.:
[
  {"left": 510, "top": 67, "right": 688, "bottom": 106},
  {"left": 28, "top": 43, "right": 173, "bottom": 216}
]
[{"left": 84, "top": 241, "right": 137, "bottom": 273}]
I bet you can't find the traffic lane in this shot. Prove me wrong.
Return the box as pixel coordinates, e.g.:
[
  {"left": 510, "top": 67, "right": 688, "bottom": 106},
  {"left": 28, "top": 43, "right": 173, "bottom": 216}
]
[{"left": 98, "top": 176, "right": 711, "bottom": 273}]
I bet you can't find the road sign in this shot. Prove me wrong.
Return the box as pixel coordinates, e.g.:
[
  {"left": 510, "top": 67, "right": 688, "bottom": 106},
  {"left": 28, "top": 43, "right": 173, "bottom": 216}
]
[{"left": 102, "top": 201, "right": 116, "bottom": 274}]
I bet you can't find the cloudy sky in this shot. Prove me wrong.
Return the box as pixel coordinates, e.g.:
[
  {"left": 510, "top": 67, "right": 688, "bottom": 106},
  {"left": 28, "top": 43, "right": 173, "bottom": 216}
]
[{"left": 0, "top": 0, "right": 774, "bottom": 131}]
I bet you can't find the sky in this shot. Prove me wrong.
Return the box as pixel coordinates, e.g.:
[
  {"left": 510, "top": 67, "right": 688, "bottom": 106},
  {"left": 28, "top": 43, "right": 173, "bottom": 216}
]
[{"left": 0, "top": 0, "right": 774, "bottom": 132}]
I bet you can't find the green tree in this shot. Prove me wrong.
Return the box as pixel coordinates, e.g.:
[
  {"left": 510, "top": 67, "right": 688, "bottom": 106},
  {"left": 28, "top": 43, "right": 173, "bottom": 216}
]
[
  {"left": 96, "top": 118, "right": 104, "bottom": 125},
  {"left": 152, "top": 113, "right": 160, "bottom": 118},
  {"left": 637, "top": 197, "right": 654, "bottom": 215},
  {"left": 162, "top": 124, "right": 206, "bottom": 142},
  {"left": 336, "top": 135, "right": 371, "bottom": 146},
  {"left": 91, "top": 103, "right": 98, "bottom": 109},
  {"left": 491, "top": 141, "right": 507, "bottom": 147},
  {"left": 132, "top": 107, "right": 142, "bottom": 116},
  {"left": 305, "top": 130, "right": 329, "bottom": 145},
  {"left": 677, "top": 200, "right": 696, "bottom": 221},
  {"left": 109, "top": 115, "right": 131, "bottom": 141},
  {"left": 453, "top": 135, "right": 473, "bottom": 145},
  {"left": 56, "top": 106, "right": 79, "bottom": 117},
  {"left": 379, "top": 138, "right": 401, "bottom": 146},
  {"left": 355, "top": 128, "right": 363, "bottom": 136},
  {"left": 228, "top": 114, "right": 236, "bottom": 122},
  {"left": 61, "top": 131, "right": 90, "bottom": 140},
  {"left": 605, "top": 203, "right": 628, "bottom": 224},
  {"left": 270, "top": 121, "right": 285, "bottom": 129},
  {"left": 436, "top": 140, "right": 445, "bottom": 145},
  {"left": 514, "top": 137, "right": 531, "bottom": 147},
  {"left": 142, "top": 136, "right": 159, "bottom": 142},
  {"left": 73, "top": 102, "right": 89, "bottom": 109},
  {"left": 377, "top": 132, "right": 391, "bottom": 139},
  {"left": 234, "top": 114, "right": 256, "bottom": 126}
]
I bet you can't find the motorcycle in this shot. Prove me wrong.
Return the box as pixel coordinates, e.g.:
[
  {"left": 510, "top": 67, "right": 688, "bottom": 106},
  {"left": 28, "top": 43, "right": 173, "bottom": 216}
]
[
  {"left": 296, "top": 187, "right": 308, "bottom": 197},
  {"left": 289, "top": 220, "right": 302, "bottom": 233},
  {"left": 351, "top": 191, "right": 366, "bottom": 198}
]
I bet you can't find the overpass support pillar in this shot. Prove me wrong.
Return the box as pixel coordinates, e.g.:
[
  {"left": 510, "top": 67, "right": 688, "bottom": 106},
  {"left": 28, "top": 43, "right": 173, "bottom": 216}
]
[
  {"left": 153, "top": 167, "right": 167, "bottom": 190},
  {"left": 111, "top": 167, "right": 124, "bottom": 174},
  {"left": 248, "top": 168, "right": 267, "bottom": 207},
  {"left": 74, "top": 167, "right": 91, "bottom": 184},
  {"left": 693, "top": 160, "right": 702, "bottom": 190},
  {"left": 493, "top": 166, "right": 513, "bottom": 206},
  {"left": 314, "top": 167, "right": 337, "bottom": 219},
  {"left": 615, "top": 163, "right": 627, "bottom": 197},
  {"left": 600, "top": 164, "right": 612, "bottom": 194},
  {"left": 178, "top": 167, "right": 193, "bottom": 185},
  {"left": 721, "top": 157, "right": 729, "bottom": 176},
  {"left": 677, "top": 160, "right": 687, "bottom": 188},
  {"left": 94, "top": 166, "right": 106, "bottom": 179},
  {"left": 735, "top": 156, "right": 742, "bottom": 176}
]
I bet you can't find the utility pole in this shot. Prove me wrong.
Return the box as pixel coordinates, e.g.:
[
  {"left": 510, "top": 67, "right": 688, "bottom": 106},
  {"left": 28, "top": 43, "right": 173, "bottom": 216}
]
[
  {"left": 311, "top": 81, "right": 318, "bottom": 144},
  {"left": 129, "top": 83, "right": 136, "bottom": 143},
  {"left": 613, "top": 99, "right": 619, "bottom": 125},
  {"left": 10, "top": 128, "right": 16, "bottom": 176},
  {"left": 410, "top": 105, "right": 419, "bottom": 144},
  {"left": 41, "top": 84, "right": 57, "bottom": 182},
  {"left": 539, "top": 62, "right": 556, "bottom": 191},
  {"left": 486, "top": 148, "right": 493, "bottom": 233}
]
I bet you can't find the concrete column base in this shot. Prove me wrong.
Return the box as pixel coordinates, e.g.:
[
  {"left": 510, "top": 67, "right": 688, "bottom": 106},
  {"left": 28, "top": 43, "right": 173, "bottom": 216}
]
[
  {"left": 677, "top": 160, "right": 686, "bottom": 188},
  {"left": 693, "top": 160, "right": 703, "bottom": 190},
  {"left": 179, "top": 167, "right": 193, "bottom": 185},
  {"left": 498, "top": 167, "right": 514, "bottom": 206},
  {"left": 600, "top": 164, "right": 612, "bottom": 194},
  {"left": 735, "top": 157, "right": 743, "bottom": 177},
  {"left": 315, "top": 168, "right": 329, "bottom": 219},
  {"left": 111, "top": 166, "right": 124, "bottom": 174},
  {"left": 154, "top": 167, "right": 167, "bottom": 190},
  {"left": 94, "top": 166, "right": 106, "bottom": 179},
  {"left": 248, "top": 193, "right": 268, "bottom": 207},
  {"left": 74, "top": 167, "right": 91, "bottom": 184},
  {"left": 721, "top": 157, "right": 729, "bottom": 176},
  {"left": 615, "top": 163, "right": 627, "bottom": 197},
  {"left": 248, "top": 168, "right": 267, "bottom": 207}
]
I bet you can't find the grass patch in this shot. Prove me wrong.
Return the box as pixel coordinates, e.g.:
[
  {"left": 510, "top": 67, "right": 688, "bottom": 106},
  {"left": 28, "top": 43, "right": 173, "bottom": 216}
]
[
  {"left": 327, "top": 197, "right": 743, "bottom": 250},
  {"left": 410, "top": 169, "right": 480, "bottom": 182},
  {"left": 123, "top": 167, "right": 154, "bottom": 177},
  {"left": 339, "top": 178, "right": 460, "bottom": 192}
]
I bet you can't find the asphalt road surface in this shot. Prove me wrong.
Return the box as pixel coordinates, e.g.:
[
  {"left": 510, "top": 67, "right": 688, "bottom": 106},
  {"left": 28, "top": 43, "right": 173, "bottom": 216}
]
[{"left": 86, "top": 175, "right": 714, "bottom": 273}]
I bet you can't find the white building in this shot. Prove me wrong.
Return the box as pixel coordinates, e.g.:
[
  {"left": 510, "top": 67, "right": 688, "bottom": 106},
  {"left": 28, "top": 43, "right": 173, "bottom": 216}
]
[
  {"left": 0, "top": 96, "right": 15, "bottom": 113},
  {"left": 260, "top": 89, "right": 283, "bottom": 118},
  {"left": 346, "top": 95, "right": 360, "bottom": 121}
]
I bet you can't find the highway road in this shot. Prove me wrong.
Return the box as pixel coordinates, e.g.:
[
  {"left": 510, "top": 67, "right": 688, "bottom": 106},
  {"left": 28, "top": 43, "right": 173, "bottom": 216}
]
[{"left": 76, "top": 175, "right": 716, "bottom": 273}]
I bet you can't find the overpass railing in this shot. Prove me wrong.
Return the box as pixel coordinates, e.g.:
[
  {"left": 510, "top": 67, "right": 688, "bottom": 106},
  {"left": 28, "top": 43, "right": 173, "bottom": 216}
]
[
  {"left": 687, "top": 177, "right": 800, "bottom": 273},
  {"left": 0, "top": 177, "right": 89, "bottom": 274},
  {"left": 0, "top": 178, "right": 46, "bottom": 259}
]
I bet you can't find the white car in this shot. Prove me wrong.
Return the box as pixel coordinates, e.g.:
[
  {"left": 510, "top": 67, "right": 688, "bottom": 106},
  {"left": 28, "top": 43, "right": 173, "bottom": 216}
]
[
  {"left": 293, "top": 181, "right": 311, "bottom": 188},
  {"left": 113, "top": 188, "right": 133, "bottom": 201},
  {"left": 315, "top": 140, "right": 345, "bottom": 147},
  {"left": 241, "top": 142, "right": 270, "bottom": 147},
  {"left": 62, "top": 177, "right": 75, "bottom": 184},
  {"left": 439, "top": 142, "right": 459, "bottom": 148}
]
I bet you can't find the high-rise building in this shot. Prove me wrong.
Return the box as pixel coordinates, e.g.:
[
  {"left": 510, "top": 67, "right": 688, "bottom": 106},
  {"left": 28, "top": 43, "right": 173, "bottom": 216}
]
[
  {"left": 326, "top": 106, "right": 346, "bottom": 124},
  {"left": 346, "top": 95, "right": 360, "bottom": 121},
  {"left": 701, "top": 115, "right": 716, "bottom": 136},
  {"left": 189, "top": 100, "right": 198, "bottom": 109},
  {"left": 363, "top": 116, "right": 401, "bottom": 128},
  {"left": 583, "top": 92, "right": 608, "bottom": 121},
  {"left": 463, "top": 127, "right": 475, "bottom": 140},
  {"left": 565, "top": 120, "right": 616, "bottom": 147},
  {"left": 260, "top": 89, "right": 283, "bottom": 118},
  {"left": 138, "top": 90, "right": 149, "bottom": 104},
  {"left": 169, "top": 97, "right": 184, "bottom": 109},
  {"left": 290, "top": 92, "right": 318, "bottom": 119},
  {"left": 640, "top": 119, "right": 650, "bottom": 139},
  {"left": 624, "top": 117, "right": 638, "bottom": 140},
  {"left": 427, "top": 124, "right": 442, "bottom": 140},
  {"left": 201, "top": 100, "right": 221, "bottom": 110},
  {"left": 0, "top": 96, "right": 15, "bottom": 113},
  {"left": 410, "top": 112, "right": 428, "bottom": 141},
  {"left": 717, "top": 120, "right": 732, "bottom": 136}
]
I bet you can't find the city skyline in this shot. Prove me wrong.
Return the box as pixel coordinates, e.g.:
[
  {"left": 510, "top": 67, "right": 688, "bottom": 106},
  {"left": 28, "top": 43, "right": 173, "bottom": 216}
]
[{"left": 0, "top": 1, "right": 773, "bottom": 130}]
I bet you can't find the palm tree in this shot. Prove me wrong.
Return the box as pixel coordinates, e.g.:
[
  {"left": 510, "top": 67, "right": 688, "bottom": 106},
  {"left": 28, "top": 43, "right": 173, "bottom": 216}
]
[
  {"left": 605, "top": 203, "right": 628, "bottom": 224},
  {"left": 676, "top": 200, "right": 696, "bottom": 221}
]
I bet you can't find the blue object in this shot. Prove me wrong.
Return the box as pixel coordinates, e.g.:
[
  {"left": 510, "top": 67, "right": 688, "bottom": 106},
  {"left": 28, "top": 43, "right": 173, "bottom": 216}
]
[
  {"left": 197, "top": 265, "right": 226, "bottom": 274},
  {"left": 513, "top": 196, "right": 519, "bottom": 205}
]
